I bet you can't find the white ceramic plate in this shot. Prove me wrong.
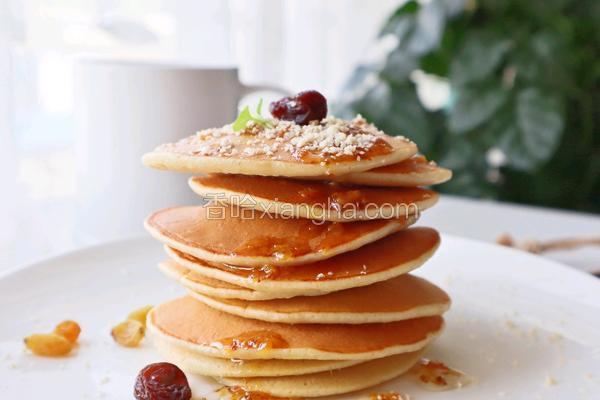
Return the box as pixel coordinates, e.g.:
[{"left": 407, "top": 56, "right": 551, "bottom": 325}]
[{"left": 0, "top": 234, "right": 599, "bottom": 399}]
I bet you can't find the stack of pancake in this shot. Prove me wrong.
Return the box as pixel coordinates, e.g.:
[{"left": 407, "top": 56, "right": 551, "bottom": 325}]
[{"left": 142, "top": 115, "right": 452, "bottom": 397}]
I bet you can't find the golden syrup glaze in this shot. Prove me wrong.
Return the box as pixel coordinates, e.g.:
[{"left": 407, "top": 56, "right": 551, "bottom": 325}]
[
  {"left": 369, "top": 392, "right": 408, "bottom": 400},
  {"left": 210, "top": 330, "right": 290, "bottom": 352},
  {"left": 410, "top": 358, "right": 473, "bottom": 391},
  {"left": 147, "top": 205, "right": 412, "bottom": 258},
  {"left": 296, "top": 136, "right": 394, "bottom": 164},
  {"left": 191, "top": 175, "right": 437, "bottom": 212},
  {"left": 170, "top": 227, "right": 440, "bottom": 282},
  {"left": 217, "top": 386, "right": 299, "bottom": 400},
  {"left": 232, "top": 217, "right": 409, "bottom": 258}
]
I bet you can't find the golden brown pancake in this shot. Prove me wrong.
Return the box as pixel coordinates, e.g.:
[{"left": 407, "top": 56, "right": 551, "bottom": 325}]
[
  {"left": 153, "top": 337, "right": 362, "bottom": 377},
  {"left": 148, "top": 296, "right": 444, "bottom": 360},
  {"left": 219, "top": 351, "right": 424, "bottom": 397},
  {"left": 165, "top": 227, "right": 441, "bottom": 296},
  {"left": 326, "top": 155, "right": 452, "bottom": 187},
  {"left": 186, "top": 273, "right": 450, "bottom": 324},
  {"left": 145, "top": 204, "right": 416, "bottom": 267},
  {"left": 142, "top": 116, "right": 417, "bottom": 177},
  {"left": 159, "top": 260, "right": 296, "bottom": 300},
  {"left": 189, "top": 175, "right": 438, "bottom": 221}
]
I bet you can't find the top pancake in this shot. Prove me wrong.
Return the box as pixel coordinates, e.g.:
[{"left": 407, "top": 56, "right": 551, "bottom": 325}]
[
  {"left": 145, "top": 204, "right": 415, "bottom": 267},
  {"left": 142, "top": 116, "right": 417, "bottom": 177},
  {"left": 325, "top": 155, "right": 452, "bottom": 187}
]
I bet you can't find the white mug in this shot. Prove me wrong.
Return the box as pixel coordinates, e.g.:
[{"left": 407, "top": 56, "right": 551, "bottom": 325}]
[{"left": 74, "top": 58, "right": 285, "bottom": 241}]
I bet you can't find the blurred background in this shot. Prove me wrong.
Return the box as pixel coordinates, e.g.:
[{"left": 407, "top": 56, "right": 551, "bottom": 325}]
[{"left": 0, "top": 0, "right": 598, "bottom": 270}]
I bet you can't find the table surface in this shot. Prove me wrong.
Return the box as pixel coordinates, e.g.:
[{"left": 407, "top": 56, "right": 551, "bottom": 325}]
[{"left": 1, "top": 194, "right": 599, "bottom": 276}]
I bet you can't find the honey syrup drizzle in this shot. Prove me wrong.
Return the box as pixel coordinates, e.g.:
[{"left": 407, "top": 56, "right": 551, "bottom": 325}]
[
  {"left": 172, "top": 227, "right": 439, "bottom": 283},
  {"left": 232, "top": 220, "right": 382, "bottom": 258},
  {"left": 369, "top": 392, "right": 408, "bottom": 400},
  {"left": 217, "top": 386, "right": 299, "bottom": 400},
  {"left": 210, "top": 330, "right": 289, "bottom": 352},
  {"left": 294, "top": 136, "right": 393, "bottom": 164},
  {"left": 410, "top": 358, "right": 473, "bottom": 391}
]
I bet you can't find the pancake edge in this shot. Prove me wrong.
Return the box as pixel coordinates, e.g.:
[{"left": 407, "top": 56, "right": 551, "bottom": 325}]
[
  {"left": 152, "top": 334, "right": 362, "bottom": 378},
  {"left": 188, "top": 179, "right": 439, "bottom": 222},
  {"left": 187, "top": 289, "right": 451, "bottom": 324},
  {"left": 218, "top": 350, "right": 424, "bottom": 397},
  {"left": 158, "top": 261, "right": 292, "bottom": 300},
  {"left": 147, "top": 308, "right": 444, "bottom": 361},
  {"left": 327, "top": 165, "right": 453, "bottom": 187},
  {"left": 145, "top": 213, "right": 417, "bottom": 267},
  {"left": 141, "top": 138, "right": 417, "bottom": 177},
  {"left": 163, "top": 236, "right": 440, "bottom": 295}
]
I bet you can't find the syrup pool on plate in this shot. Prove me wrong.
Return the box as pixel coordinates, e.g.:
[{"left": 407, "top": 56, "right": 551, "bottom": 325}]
[
  {"left": 410, "top": 358, "right": 474, "bottom": 391},
  {"left": 217, "top": 385, "right": 297, "bottom": 400}
]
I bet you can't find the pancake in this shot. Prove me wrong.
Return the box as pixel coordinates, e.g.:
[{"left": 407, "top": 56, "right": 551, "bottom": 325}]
[
  {"left": 142, "top": 116, "right": 417, "bottom": 177},
  {"left": 326, "top": 155, "right": 452, "bottom": 187},
  {"left": 185, "top": 273, "right": 450, "bottom": 324},
  {"left": 165, "top": 227, "right": 441, "bottom": 296},
  {"left": 159, "top": 261, "right": 296, "bottom": 300},
  {"left": 148, "top": 296, "right": 443, "bottom": 360},
  {"left": 152, "top": 337, "right": 361, "bottom": 378},
  {"left": 189, "top": 175, "right": 438, "bottom": 222},
  {"left": 145, "top": 204, "right": 416, "bottom": 267},
  {"left": 219, "top": 351, "right": 424, "bottom": 397}
]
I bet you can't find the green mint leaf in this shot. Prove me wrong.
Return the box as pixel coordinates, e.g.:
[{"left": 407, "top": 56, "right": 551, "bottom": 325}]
[
  {"left": 232, "top": 99, "right": 272, "bottom": 131},
  {"left": 232, "top": 106, "right": 253, "bottom": 131}
]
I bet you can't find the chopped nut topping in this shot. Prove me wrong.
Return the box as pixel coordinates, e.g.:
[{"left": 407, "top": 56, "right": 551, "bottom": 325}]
[{"left": 155, "top": 115, "right": 409, "bottom": 163}]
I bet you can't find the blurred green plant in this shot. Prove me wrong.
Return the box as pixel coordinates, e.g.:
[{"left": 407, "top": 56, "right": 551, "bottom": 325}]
[{"left": 336, "top": 0, "right": 599, "bottom": 212}]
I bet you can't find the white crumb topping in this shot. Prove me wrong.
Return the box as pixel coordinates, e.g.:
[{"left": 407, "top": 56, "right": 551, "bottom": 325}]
[{"left": 155, "top": 115, "right": 410, "bottom": 161}]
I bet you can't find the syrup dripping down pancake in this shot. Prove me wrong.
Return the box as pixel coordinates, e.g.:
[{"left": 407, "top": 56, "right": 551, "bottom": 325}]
[
  {"left": 324, "top": 155, "right": 452, "bottom": 187},
  {"left": 145, "top": 204, "right": 416, "bottom": 267},
  {"left": 189, "top": 175, "right": 438, "bottom": 222},
  {"left": 164, "top": 227, "right": 441, "bottom": 296},
  {"left": 184, "top": 273, "right": 450, "bottom": 324},
  {"left": 147, "top": 297, "right": 443, "bottom": 360}
]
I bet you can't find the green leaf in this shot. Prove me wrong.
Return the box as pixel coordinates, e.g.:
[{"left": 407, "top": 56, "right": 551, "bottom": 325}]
[
  {"left": 380, "top": 50, "right": 418, "bottom": 83},
  {"left": 232, "top": 106, "right": 253, "bottom": 131},
  {"left": 496, "top": 120, "right": 538, "bottom": 171},
  {"left": 379, "top": 1, "right": 419, "bottom": 37},
  {"left": 493, "top": 88, "right": 564, "bottom": 171},
  {"left": 232, "top": 99, "right": 272, "bottom": 132},
  {"left": 450, "top": 32, "right": 511, "bottom": 85},
  {"left": 448, "top": 83, "right": 509, "bottom": 134},
  {"left": 516, "top": 88, "right": 564, "bottom": 164},
  {"left": 351, "top": 81, "right": 434, "bottom": 153}
]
